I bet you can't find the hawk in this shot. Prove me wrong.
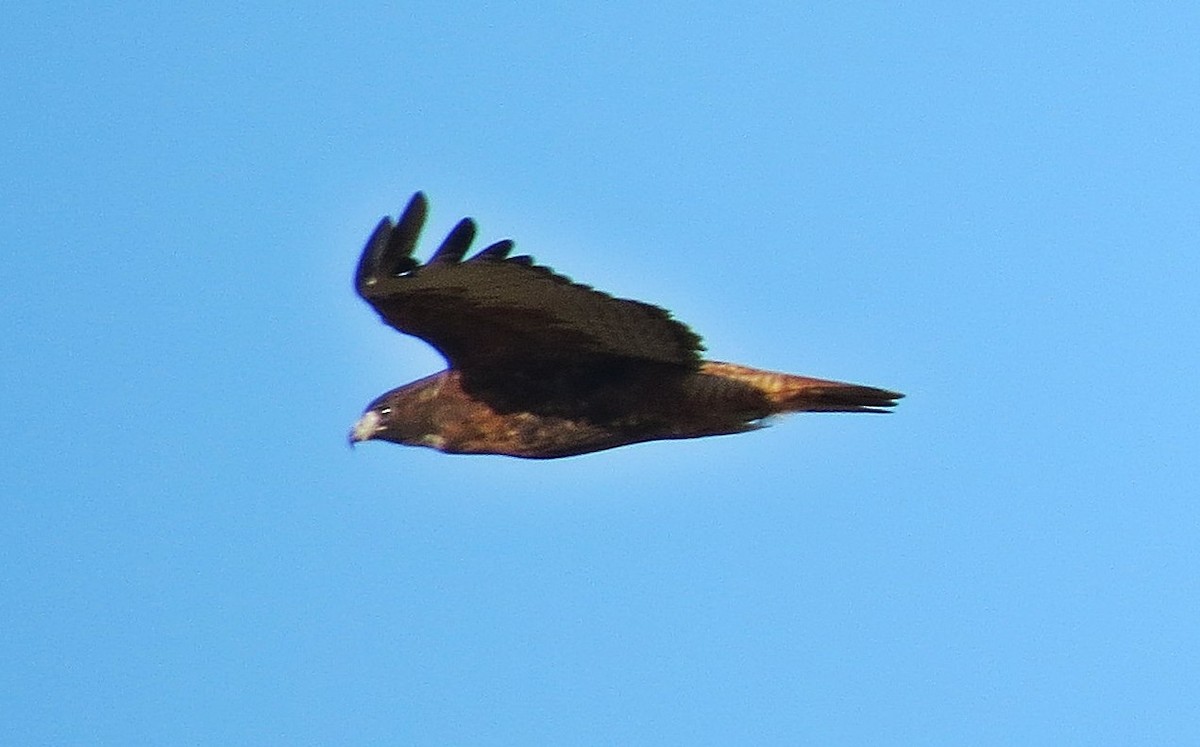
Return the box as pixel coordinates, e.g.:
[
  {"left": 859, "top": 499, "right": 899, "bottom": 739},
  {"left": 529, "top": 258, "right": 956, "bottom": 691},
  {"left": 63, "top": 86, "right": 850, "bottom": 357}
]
[{"left": 350, "top": 193, "right": 902, "bottom": 458}]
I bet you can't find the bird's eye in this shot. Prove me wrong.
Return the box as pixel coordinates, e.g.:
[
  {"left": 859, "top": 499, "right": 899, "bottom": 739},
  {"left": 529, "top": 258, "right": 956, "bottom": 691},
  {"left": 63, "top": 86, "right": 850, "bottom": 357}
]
[{"left": 379, "top": 407, "right": 392, "bottom": 415}]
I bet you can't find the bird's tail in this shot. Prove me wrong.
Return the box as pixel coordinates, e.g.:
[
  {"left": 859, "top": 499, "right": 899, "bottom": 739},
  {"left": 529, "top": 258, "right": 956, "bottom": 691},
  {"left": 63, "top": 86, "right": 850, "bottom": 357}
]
[{"left": 700, "top": 361, "right": 903, "bottom": 414}]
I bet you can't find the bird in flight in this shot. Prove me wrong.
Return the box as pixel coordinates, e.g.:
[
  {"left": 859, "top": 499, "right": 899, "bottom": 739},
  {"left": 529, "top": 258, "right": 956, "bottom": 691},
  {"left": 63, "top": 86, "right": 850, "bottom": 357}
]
[{"left": 350, "top": 193, "right": 902, "bottom": 458}]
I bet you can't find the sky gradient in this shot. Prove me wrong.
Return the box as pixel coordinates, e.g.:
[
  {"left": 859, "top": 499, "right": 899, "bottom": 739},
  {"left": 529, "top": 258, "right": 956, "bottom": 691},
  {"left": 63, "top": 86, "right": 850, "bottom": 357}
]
[{"left": 4, "top": 3, "right": 1198, "bottom": 744}]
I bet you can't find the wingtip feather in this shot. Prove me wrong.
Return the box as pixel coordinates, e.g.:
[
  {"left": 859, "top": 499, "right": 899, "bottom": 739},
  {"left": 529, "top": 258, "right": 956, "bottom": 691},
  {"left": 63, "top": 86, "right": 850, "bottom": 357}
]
[
  {"left": 475, "top": 239, "right": 516, "bottom": 260},
  {"left": 354, "top": 217, "right": 395, "bottom": 293},
  {"left": 382, "top": 193, "right": 427, "bottom": 272},
  {"left": 354, "top": 193, "right": 430, "bottom": 295},
  {"left": 429, "top": 218, "right": 477, "bottom": 263}
]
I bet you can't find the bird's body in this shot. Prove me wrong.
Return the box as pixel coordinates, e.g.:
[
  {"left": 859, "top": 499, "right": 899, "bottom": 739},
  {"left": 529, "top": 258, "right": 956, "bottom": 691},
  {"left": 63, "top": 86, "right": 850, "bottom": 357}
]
[{"left": 350, "top": 193, "right": 902, "bottom": 458}]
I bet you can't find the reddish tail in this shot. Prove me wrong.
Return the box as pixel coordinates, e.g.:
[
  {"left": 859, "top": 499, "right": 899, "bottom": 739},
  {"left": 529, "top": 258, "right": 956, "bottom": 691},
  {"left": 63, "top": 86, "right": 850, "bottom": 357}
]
[{"left": 700, "top": 361, "right": 903, "bottom": 414}]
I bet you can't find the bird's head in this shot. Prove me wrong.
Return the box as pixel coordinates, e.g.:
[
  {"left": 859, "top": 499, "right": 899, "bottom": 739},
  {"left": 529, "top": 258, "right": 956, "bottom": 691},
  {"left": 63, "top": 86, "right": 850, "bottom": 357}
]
[{"left": 348, "top": 377, "right": 448, "bottom": 451}]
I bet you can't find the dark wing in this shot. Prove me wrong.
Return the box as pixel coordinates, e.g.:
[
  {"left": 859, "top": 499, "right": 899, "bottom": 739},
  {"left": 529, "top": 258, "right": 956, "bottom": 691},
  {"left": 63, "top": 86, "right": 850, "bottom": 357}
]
[{"left": 355, "top": 193, "right": 704, "bottom": 376}]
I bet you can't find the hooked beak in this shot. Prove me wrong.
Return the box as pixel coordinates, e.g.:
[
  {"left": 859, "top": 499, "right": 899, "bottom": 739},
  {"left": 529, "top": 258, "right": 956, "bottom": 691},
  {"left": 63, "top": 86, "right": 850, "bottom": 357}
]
[{"left": 349, "top": 410, "right": 382, "bottom": 447}]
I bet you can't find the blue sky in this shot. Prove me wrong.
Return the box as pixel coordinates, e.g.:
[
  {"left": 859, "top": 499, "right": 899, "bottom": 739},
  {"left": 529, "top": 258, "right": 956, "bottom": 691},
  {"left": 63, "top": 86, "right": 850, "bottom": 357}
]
[{"left": 4, "top": 2, "right": 1198, "bottom": 744}]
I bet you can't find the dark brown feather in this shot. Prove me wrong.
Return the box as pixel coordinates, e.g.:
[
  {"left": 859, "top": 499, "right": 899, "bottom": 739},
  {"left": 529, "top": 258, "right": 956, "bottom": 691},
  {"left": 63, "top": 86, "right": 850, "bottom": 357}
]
[
  {"left": 355, "top": 194, "right": 704, "bottom": 378},
  {"left": 350, "top": 193, "right": 903, "bottom": 458}
]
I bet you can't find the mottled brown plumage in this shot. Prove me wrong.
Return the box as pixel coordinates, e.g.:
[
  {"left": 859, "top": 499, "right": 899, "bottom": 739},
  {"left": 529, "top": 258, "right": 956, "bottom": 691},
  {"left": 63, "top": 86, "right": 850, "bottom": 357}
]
[{"left": 350, "top": 193, "right": 902, "bottom": 458}]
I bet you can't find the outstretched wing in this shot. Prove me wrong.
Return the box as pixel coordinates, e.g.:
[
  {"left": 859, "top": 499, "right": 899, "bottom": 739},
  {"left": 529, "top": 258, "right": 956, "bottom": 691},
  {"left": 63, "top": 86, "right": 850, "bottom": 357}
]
[{"left": 355, "top": 193, "right": 704, "bottom": 376}]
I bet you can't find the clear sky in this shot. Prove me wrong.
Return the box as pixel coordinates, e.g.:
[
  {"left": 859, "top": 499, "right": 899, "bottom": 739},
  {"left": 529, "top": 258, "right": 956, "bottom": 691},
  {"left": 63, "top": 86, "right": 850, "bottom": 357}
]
[{"left": 4, "top": 2, "right": 1198, "bottom": 744}]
